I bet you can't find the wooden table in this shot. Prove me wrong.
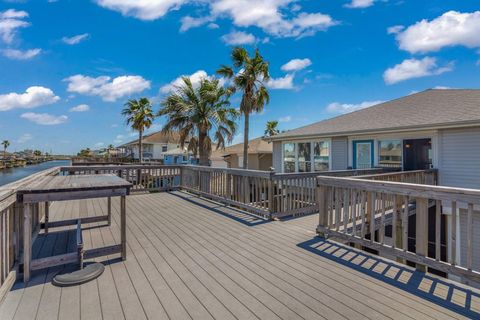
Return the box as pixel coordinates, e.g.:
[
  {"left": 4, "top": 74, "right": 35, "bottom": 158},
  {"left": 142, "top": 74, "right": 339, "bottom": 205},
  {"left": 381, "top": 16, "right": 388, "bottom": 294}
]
[{"left": 17, "top": 174, "right": 132, "bottom": 282}]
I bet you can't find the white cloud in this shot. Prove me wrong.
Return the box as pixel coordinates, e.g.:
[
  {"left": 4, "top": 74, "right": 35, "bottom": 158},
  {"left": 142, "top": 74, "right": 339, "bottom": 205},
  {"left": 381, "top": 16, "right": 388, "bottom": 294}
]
[
  {"left": 17, "top": 133, "right": 32, "bottom": 143},
  {"left": 180, "top": 16, "right": 213, "bottom": 32},
  {"left": 344, "top": 0, "right": 374, "bottom": 9},
  {"left": 113, "top": 134, "right": 125, "bottom": 143},
  {"left": 0, "top": 9, "right": 30, "bottom": 43},
  {"left": 62, "top": 33, "right": 89, "bottom": 45},
  {"left": 64, "top": 74, "right": 151, "bottom": 102},
  {"left": 69, "top": 104, "right": 90, "bottom": 112},
  {"left": 95, "top": 0, "right": 187, "bottom": 20},
  {"left": 267, "top": 74, "right": 295, "bottom": 90},
  {"left": 383, "top": 57, "right": 453, "bottom": 85},
  {"left": 396, "top": 11, "right": 480, "bottom": 54},
  {"left": 160, "top": 70, "right": 218, "bottom": 94},
  {"left": 326, "top": 100, "right": 384, "bottom": 114},
  {"left": 208, "top": 23, "right": 219, "bottom": 29},
  {"left": 0, "top": 86, "right": 60, "bottom": 111},
  {"left": 278, "top": 115, "right": 291, "bottom": 122},
  {"left": 433, "top": 86, "right": 452, "bottom": 90},
  {"left": 1, "top": 48, "right": 41, "bottom": 60},
  {"left": 94, "top": 142, "right": 104, "bottom": 148},
  {"left": 95, "top": 0, "right": 337, "bottom": 38},
  {"left": 387, "top": 25, "right": 404, "bottom": 35},
  {"left": 221, "top": 30, "right": 256, "bottom": 45},
  {"left": 21, "top": 112, "right": 68, "bottom": 125},
  {"left": 281, "top": 58, "right": 312, "bottom": 72}
]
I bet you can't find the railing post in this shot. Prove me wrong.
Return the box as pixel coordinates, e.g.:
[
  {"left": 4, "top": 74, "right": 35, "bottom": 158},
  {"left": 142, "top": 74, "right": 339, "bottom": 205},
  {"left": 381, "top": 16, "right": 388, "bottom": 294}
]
[
  {"left": 415, "top": 197, "right": 429, "bottom": 272},
  {"left": 317, "top": 184, "right": 329, "bottom": 238},
  {"left": 268, "top": 171, "right": 275, "bottom": 219}
]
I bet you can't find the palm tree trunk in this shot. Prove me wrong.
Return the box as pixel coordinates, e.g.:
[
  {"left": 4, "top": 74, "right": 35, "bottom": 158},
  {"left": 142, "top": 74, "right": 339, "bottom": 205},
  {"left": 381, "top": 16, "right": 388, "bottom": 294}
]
[
  {"left": 138, "top": 129, "right": 143, "bottom": 163},
  {"left": 198, "top": 130, "right": 208, "bottom": 166},
  {"left": 243, "top": 113, "right": 249, "bottom": 169}
]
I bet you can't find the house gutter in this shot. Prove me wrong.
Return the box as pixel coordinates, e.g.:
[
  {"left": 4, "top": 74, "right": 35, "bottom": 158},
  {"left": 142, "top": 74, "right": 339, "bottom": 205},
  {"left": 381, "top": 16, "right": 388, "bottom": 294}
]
[{"left": 265, "top": 120, "right": 480, "bottom": 142}]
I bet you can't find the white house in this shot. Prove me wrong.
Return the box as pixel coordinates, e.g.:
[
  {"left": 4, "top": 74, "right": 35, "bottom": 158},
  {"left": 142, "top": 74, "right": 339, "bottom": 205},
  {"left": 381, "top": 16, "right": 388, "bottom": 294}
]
[{"left": 119, "top": 131, "right": 184, "bottom": 161}]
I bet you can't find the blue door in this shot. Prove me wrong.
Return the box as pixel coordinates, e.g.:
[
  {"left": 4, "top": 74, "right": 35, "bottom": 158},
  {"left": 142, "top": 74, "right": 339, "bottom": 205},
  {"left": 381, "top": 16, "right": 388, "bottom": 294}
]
[{"left": 353, "top": 140, "right": 374, "bottom": 169}]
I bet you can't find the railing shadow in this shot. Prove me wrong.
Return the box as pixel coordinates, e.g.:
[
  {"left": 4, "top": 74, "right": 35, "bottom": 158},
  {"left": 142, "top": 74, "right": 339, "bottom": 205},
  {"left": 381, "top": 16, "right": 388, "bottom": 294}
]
[
  {"left": 298, "top": 237, "right": 480, "bottom": 319},
  {"left": 169, "top": 191, "right": 272, "bottom": 227}
]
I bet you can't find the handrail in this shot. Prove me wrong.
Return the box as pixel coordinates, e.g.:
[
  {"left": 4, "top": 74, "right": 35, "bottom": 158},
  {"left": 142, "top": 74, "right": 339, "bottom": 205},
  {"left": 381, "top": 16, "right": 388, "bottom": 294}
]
[
  {"left": 316, "top": 171, "right": 480, "bottom": 282},
  {"left": 0, "top": 166, "right": 59, "bottom": 299}
]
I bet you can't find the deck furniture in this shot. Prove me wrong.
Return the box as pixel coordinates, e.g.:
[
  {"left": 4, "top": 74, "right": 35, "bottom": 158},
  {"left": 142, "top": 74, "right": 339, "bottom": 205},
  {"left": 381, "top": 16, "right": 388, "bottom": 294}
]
[{"left": 16, "top": 174, "right": 131, "bottom": 283}]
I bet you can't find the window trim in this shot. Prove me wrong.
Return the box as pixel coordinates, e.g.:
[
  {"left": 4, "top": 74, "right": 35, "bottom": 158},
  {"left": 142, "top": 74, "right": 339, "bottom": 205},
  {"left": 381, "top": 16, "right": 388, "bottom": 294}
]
[{"left": 281, "top": 139, "right": 332, "bottom": 173}]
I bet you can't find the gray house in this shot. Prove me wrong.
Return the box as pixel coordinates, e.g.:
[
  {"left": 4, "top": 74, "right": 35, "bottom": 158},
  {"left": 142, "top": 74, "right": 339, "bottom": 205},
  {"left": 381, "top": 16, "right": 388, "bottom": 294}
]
[{"left": 268, "top": 89, "right": 480, "bottom": 273}]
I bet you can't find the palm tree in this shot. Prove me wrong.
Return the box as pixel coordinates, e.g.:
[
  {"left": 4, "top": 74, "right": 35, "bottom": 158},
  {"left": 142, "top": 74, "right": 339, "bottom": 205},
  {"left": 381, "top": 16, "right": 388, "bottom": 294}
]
[
  {"left": 158, "top": 77, "right": 238, "bottom": 166},
  {"left": 217, "top": 47, "right": 270, "bottom": 169},
  {"left": 2, "top": 140, "right": 10, "bottom": 161},
  {"left": 122, "top": 98, "right": 155, "bottom": 163},
  {"left": 264, "top": 120, "right": 279, "bottom": 137}
]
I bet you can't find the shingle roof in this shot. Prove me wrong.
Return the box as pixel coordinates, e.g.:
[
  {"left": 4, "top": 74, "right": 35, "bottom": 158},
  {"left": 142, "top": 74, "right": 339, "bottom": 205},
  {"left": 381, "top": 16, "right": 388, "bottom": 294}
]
[
  {"left": 269, "top": 89, "right": 480, "bottom": 141},
  {"left": 213, "top": 137, "right": 273, "bottom": 157},
  {"left": 119, "top": 131, "right": 182, "bottom": 147}
]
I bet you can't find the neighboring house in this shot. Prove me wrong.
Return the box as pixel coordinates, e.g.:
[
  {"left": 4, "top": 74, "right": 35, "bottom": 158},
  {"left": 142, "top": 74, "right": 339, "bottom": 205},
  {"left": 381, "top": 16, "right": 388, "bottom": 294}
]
[
  {"left": 268, "top": 89, "right": 480, "bottom": 272},
  {"left": 214, "top": 137, "right": 273, "bottom": 170},
  {"left": 119, "top": 131, "right": 184, "bottom": 161},
  {"left": 210, "top": 149, "right": 228, "bottom": 168},
  {"left": 163, "top": 147, "right": 196, "bottom": 165}
]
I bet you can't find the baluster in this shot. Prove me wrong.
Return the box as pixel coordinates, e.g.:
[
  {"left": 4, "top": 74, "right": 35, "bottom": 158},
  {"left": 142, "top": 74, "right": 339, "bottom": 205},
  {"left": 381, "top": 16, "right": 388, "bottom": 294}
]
[
  {"left": 360, "top": 191, "right": 366, "bottom": 238},
  {"left": 335, "top": 188, "right": 341, "bottom": 231},
  {"left": 467, "top": 203, "right": 474, "bottom": 270},
  {"left": 343, "top": 189, "right": 349, "bottom": 234},
  {"left": 402, "top": 196, "right": 409, "bottom": 251},
  {"left": 380, "top": 193, "right": 386, "bottom": 244},
  {"left": 370, "top": 192, "right": 376, "bottom": 243},
  {"left": 351, "top": 190, "right": 357, "bottom": 236},
  {"left": 435, "top": 200, "right": 441, "bottom": 261},
  {"left": 392, "top": 195, "right": 397, "bottom": 249},
  {"left": 450, "top": 201, "right": 457, "bottom": 265}
]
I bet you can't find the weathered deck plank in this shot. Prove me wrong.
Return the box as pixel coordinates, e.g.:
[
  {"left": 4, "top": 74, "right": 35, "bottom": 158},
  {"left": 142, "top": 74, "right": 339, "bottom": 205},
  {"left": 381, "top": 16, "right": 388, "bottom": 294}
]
[{"left": 0, "top": 191, "right": 477, "bottom": 320}]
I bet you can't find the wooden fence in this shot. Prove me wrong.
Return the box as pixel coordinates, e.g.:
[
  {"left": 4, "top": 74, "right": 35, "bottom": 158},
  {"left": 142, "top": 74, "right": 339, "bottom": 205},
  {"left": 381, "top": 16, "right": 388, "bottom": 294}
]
[
  {"left": 316, "top": 174, "right": 480, "bottom": 282},
  {"left": 0, "top": 167, "right": 59, "bottom": 301}
]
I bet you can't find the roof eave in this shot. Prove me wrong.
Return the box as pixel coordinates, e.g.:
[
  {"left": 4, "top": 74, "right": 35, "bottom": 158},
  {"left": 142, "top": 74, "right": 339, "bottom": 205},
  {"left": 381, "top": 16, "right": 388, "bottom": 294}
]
[{"left": 267, "top": 120, "right": 480, "bottom": 142}]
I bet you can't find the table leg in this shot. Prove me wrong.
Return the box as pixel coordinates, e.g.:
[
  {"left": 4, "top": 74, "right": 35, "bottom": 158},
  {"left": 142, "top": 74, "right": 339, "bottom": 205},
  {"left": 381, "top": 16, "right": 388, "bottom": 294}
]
[
  {"left": 120, "top": 195, "right": 126, "bottom": 260},
  {"left": 44, "top": 201, "right": 49, "bottom": 234},
  {"left": 107, "top": 197, "right": 112, "bottom": 226},
  {"left": 23, "top": 203, "right": 31, "bottom": 283}
]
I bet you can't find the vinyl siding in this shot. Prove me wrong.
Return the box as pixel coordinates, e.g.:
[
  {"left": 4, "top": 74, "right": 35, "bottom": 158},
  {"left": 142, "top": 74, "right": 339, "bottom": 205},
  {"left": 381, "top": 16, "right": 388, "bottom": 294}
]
[
  {"left": 272, "top": 141, "right": 282, "bottom": 172},
  {"left": 439, "top": 127, "right": 480, "bottom": 189},
  {"left": 331, "top": 137, "right": 348, "bottom": 170}
]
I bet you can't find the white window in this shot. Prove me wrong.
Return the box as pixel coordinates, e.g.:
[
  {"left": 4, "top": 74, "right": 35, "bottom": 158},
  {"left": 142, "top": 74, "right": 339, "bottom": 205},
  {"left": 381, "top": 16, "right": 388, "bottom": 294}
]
[
  {"left": 161, "top": 145, "right": 168, "bottom": 152},
  {"left": 283, "top": 143, "right": 296, "bottom": 173},
  {"left": 283, "top": 141, "right": 330, "bottom": 173},
  {"left": 378, "top": 140, "right": 402, "bottom": 168},
  {"left": 314, "top": 141, "right": 330, "bottom": 171}
]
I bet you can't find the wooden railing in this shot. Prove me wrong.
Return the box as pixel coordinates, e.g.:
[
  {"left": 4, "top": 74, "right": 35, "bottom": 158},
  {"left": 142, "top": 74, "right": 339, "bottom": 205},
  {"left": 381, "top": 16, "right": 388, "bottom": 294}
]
[
  {"left": 0, "top": 167, "right": 59, "bottom": 300},
  {"left": 355, "top": 169, "right": 438, "bottom": 185},
  {"left": 316, "top": 174, "right": 480, "bottom": 282},
  {"left": 61, "top": 165, "right": 390, "bottom": 218},
  {"left": 60, "top": 165, "right": 182, "bottom": 192},
  {"left": 181, "top": 166, "right": 274, "bottom": 217}
]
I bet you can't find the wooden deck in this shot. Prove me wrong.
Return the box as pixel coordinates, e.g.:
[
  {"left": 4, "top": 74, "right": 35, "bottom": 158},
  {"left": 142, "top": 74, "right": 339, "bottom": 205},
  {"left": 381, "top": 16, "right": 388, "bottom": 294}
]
[{"left": 0, "top": 191, "right": 479, "bottom": 319}]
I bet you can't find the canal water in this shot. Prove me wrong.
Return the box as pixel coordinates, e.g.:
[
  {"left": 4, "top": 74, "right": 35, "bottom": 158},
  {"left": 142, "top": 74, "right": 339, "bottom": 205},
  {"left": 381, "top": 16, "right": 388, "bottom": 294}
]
[{"left": 0, "top": 160, "right": 71, "bottom": 187}]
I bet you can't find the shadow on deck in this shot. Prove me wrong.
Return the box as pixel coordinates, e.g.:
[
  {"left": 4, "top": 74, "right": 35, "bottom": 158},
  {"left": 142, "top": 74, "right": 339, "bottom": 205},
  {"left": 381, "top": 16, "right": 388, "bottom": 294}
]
[
  {"left": 170, "top": 191, "right": 272, "bottom": 227},
  {"left": 298, "top": 237, "right": 480, "bottom": 319}
]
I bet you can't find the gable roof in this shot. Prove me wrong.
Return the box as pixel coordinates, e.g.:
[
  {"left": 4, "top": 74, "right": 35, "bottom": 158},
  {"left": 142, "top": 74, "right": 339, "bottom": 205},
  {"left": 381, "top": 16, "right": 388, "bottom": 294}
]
[
  {"left": 269, "top": 89, "right": 480, "bottom": 141},
  {"left": 214, "top": 137, "right": 272, "bottom": 157},
  {"left": 119, "top": 131, "right": 182, "bottom": 147}
]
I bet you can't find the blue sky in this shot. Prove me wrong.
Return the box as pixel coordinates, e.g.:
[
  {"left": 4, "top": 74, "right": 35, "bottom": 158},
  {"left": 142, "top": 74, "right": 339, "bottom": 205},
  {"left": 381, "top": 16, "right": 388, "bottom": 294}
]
[{"left": 0, "top": 0, "right": 479, "bottom": 154}]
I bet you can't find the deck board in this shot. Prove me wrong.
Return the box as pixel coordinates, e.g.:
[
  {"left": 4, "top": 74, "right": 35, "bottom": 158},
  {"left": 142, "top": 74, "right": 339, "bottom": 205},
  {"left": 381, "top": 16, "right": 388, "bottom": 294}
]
[{"left": 0, "top": 191, "right": 479, "bottom": 319}]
